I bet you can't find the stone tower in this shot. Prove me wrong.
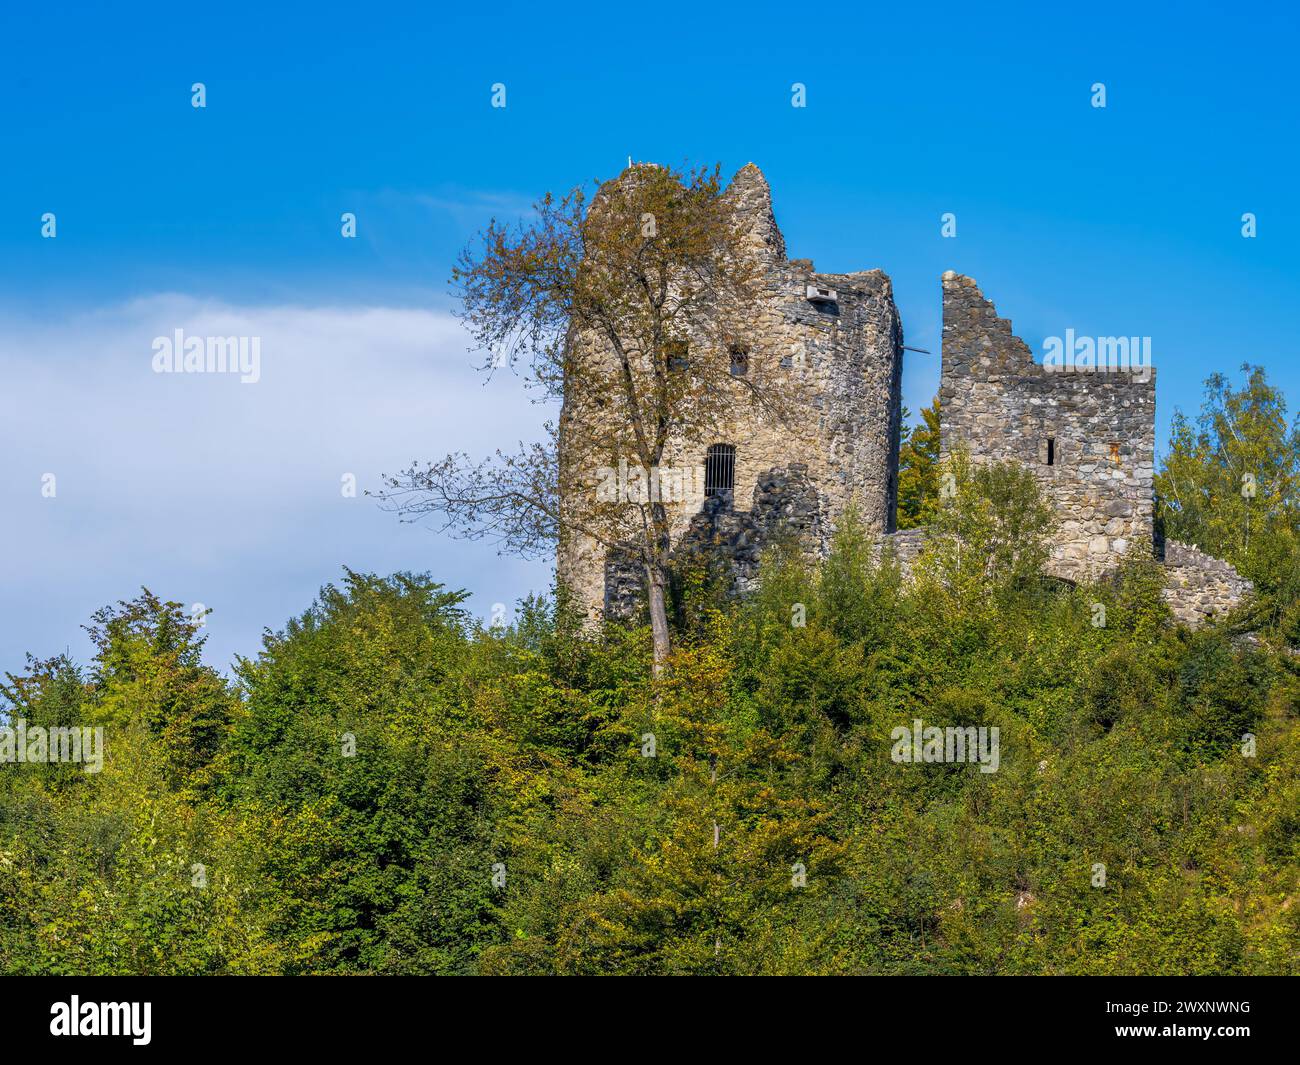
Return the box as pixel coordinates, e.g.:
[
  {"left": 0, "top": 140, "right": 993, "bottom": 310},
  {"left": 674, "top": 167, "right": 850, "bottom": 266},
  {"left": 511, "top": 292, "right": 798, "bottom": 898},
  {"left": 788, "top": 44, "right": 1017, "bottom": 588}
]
[
  {"left": 556, "top": 163, "right": 905, "bottom": 620},
  {"left": 938, "top": 271, "right": 1156, "bottom": 582}
]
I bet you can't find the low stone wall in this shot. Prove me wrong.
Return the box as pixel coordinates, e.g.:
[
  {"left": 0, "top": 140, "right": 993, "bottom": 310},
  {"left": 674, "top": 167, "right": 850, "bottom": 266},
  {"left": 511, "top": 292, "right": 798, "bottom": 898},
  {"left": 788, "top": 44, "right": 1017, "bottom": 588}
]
[
  {"left": 1158, "top": 539, "right": 1253, "bottom": 627},
  {"left": 608, "top": 502, "right": 1253, "bottom": 631},
  {"left": 874, "top": 530, "right": 1251, "bottom": 629},
  {"left": 876, "top": 527, "right": 927, "bottom": 567}
]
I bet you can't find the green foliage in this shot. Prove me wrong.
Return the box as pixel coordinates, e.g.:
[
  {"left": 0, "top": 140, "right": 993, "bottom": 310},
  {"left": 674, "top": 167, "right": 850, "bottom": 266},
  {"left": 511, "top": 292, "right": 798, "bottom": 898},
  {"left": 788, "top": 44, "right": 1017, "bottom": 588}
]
[
  {"left": 1156, "top": 365, "right": 1300, "bottom": 568},
  {"left": 896, "top": 397, "right": 942, "bottom": 530},
  {"left": 915, "top": 449, "right": 1054, "bottom": 624},
  {"left": 1156, "top": 365, "right": 1300, "bottom": 641},
  {"left": 2, "top": 478, "right": 1297, "bottom": 975}
]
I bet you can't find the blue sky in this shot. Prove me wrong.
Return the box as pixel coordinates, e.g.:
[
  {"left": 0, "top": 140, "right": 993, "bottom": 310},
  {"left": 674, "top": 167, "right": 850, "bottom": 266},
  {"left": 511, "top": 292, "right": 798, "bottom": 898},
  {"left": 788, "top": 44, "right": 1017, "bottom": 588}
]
[{"left": 1, "top": 1, "right": 1296, "bottom": 672}]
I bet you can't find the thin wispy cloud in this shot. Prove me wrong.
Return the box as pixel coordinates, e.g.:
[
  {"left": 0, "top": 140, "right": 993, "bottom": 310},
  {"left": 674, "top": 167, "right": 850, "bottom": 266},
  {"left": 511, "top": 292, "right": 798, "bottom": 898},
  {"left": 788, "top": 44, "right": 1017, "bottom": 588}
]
[{"left": 0, "top": 297, "right": 551, "bottom": 672}]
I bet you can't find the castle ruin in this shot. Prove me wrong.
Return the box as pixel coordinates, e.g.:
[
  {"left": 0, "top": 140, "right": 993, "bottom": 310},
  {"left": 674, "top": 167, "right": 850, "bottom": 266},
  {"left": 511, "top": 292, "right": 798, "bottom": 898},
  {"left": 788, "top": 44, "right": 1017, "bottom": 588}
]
[
  {"left": 557, "top": 164, "right": 1251, "bottom": 628},
  {"left": 557, "top": 163, "right": 903, "bottom": 617}
]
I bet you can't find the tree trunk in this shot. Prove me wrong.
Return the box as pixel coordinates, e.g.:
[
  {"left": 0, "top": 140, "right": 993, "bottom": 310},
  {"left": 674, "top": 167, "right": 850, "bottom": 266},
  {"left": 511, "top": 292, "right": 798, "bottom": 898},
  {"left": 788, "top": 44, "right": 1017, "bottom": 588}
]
[
  {"left": 644, "top": 500, "right": 673, "bottom": 676},
  {"left": 646, "top": 562, "right": 671, "bottom": 676}
]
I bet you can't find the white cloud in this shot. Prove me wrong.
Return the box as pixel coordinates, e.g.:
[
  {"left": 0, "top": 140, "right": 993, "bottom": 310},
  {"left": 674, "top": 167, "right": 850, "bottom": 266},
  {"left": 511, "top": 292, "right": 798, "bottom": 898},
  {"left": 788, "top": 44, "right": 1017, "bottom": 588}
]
[{"left": 0, "top": 297, "right": 553, "bottom": 672}]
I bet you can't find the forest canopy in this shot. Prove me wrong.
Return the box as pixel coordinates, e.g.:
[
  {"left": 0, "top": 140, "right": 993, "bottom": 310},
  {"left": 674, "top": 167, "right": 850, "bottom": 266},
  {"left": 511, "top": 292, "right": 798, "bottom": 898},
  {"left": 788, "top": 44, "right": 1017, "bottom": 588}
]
[{"left": 1, "top": 368, "right": 1297, "bottom": 975}]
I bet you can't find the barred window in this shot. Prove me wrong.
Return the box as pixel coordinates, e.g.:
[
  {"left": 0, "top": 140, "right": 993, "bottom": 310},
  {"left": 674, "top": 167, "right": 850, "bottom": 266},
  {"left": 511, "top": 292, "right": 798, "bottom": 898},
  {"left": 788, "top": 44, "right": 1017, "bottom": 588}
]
[
  {"left": 704, "top": 444, "right": 736, "bottom": 499},
  {"left": 729, "top": 346, "right": 749, "bottom": 376}
]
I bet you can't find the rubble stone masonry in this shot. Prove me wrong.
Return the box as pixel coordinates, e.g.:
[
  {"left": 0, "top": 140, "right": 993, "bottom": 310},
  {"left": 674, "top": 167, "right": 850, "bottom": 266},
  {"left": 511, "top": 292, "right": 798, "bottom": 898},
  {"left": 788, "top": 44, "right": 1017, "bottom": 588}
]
[
  {"left": 557, "top": 166, "right": 1251, "bottom": 628},
  {"left": 557, "top": 164, "right": 903, "bottom": 620},
  {"left": 938, "top": 271, "right": 1155, "bottom": 583}
]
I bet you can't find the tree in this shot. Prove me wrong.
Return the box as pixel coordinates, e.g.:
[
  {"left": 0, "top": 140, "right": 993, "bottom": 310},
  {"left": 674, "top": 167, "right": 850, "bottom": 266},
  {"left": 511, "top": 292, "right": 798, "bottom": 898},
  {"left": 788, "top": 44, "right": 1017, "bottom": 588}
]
[
  {"left": 377, "top": 163, "right": 800, "bottom": 673},
  {"left": 896, "top": 397, "right": 941, "bottom": 529},
  {"left": 1156, "top": 365, "right": 1300, "bottom": 556},
  {"left": 917, "top": 450, "right": 1054, "bottom": 601},
  {"left": 1155, "top": 364, "right": 1300, "bottom": 606},
  {"left": 82, "top": 590, "right": 234, "bottom": 793}
]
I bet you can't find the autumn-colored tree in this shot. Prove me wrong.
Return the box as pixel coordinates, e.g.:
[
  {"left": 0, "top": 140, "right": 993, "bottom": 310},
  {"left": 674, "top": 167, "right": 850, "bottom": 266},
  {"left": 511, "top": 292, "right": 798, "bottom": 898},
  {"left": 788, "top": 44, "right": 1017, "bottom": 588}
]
[{"left": 378, "top": 163, "right": 801, "bottom": 673}]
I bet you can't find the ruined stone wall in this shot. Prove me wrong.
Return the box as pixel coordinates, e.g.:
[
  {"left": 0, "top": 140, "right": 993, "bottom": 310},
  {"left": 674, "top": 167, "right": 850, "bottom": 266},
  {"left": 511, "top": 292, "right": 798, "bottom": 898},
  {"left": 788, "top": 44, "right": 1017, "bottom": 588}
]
[
  {"left": 557, "top": 164, "right": 903, "bottom": 620},
  {"left": 879, "top": 528, "right": 1252, "bottom": 629},
  {"left": 938, "top": 272, "right": 1155, "bottom": 583},
  {"left": 1159, "top": 539, "right": 1254, "bottom": 627},
  {"left": 877, "top": 527, "right": 927, "bottom": 568},
  {"left": 556, "top": 170, "right": 1251, "bottom": 632},
  {"left": 604, "top": 465, "right": 823, "bottom": 618}
]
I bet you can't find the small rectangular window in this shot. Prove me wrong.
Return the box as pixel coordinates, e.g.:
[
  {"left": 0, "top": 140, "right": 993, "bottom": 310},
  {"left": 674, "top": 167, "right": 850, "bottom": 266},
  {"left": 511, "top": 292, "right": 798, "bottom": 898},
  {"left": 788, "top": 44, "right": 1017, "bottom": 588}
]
[
  {"left": 704, "top": 443, "right": 736, "bottom": 500},
  {"left": 666, "top": 340, "right": 689, "bottom": 372},
  {"left": 729, "top": 346, "right": 749, "bottom": 376},
  {"left": 1046, "top": 438, "right": 1055, "bottom": 466}
]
